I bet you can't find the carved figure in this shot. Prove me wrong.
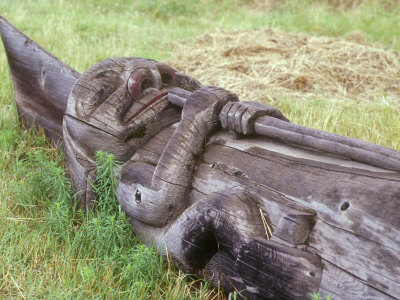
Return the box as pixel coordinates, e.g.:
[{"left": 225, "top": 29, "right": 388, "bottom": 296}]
[
  {"left": 63, "top": 57, "right": 202, "bottom": 207},
  {"left": 1, "top": 16, "right": 400, "bottom": 300}
]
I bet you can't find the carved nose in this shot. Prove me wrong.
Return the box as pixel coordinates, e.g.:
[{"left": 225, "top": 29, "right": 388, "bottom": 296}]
[{"left": 94, "top": 84, "right": 133, "bottom": 122}]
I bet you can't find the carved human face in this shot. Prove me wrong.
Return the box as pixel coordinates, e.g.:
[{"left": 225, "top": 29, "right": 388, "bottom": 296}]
[{"left": 64, "top": 57, "right": 197, "bottom": 163}]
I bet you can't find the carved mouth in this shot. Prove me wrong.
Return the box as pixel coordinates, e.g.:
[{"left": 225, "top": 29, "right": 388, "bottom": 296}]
[{"left": 125, "top": 91, "right": 168, "bottom": 124}]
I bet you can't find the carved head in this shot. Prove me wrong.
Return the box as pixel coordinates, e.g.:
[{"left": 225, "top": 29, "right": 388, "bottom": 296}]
[{"left": 63, "top": 57, "right": 201, "bottom": 164}]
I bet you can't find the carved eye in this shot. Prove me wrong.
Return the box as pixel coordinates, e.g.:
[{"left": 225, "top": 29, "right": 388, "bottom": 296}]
[
  {"left": 157, "top": 63, "right": 176, "bottom": 86},
  {"left": 127, "top": 69, "right": 155, "bottom": 100}
]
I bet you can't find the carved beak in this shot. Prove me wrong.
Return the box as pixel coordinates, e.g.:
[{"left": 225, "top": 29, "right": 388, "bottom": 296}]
[{"left": 124, "top": 67, "right": 176, "bottom": 124}]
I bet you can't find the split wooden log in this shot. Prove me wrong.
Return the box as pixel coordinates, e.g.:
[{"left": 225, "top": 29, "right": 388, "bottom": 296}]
[{"left": 1, "top": 15, "right": 400, "bottom": 300}]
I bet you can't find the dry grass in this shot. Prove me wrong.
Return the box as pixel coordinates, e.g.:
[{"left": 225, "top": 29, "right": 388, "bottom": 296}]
[
  {"left": 248, "top": 0, "right": 399, "bottom": 11},
  {"left": 1, "top": 1, "right": 399, "bottom": 298},
  {"left": 318, "top": 0, "right": 399, "bottom": 10},
  {"left": 169, "top": 29, "right": 400, "bottom": 103}
]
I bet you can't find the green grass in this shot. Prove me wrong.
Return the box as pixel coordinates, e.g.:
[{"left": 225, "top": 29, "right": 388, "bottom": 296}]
[
  {"left": 310, "top": 292, "right": 332, "bottom": 300},
  {"left": 1, "top": 147, "right": 213, "bottom": 298},
  {"left": 1, "top": 0, "right": 399, "bottom": 298},
  {"left": 275, "top": 96, "right": 400, "bottom": 151}
]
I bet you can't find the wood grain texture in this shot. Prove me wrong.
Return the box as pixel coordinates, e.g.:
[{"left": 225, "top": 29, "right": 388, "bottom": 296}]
[
  {"left": 126, "top": 127, "right": 400, "bottom": 299},
  {"left": 0, "top": 16, "right": 80, "bottom": 144},
  {"left": 63, "top": 57, "right": 193, "bottom": 207},
  {"left": 2, "top": 16, "right": 400, "bottom": 299},
  {"left": 193, "top": 133, "right": 400, "bottom": 299},
  {"left": 169, "top": 87, "right": 400, "bottom": 171}
]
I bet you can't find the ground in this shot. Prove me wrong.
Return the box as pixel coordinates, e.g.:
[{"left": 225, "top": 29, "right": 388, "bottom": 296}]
[{"left": 0, "top": 0, "right": 399, "bottom": 299}]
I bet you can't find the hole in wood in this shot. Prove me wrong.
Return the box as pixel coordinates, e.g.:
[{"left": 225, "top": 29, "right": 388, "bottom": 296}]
[
  {"left": 340, "top": 201, "right": 350, "bottom": 211},
  {"left": 210, "top": 163, "right": 217, "bottom": 169},
  {"left": 309, "top": 271, "right": 315, "bottom": 277},
  {"left": 135, "top": 189, "right": 141, "bottom": 204},
  {"left": 141, "top": 78, "right": 153, "bottom": 92},
  {"left": 124, "top": 125, "right": 147, "bottom": 141},
  {"left": 161, "top": 72, "right": 173, "bottom": 85},
  {"left": 183, "top": 232, "right": 219, "bottom": 269}
]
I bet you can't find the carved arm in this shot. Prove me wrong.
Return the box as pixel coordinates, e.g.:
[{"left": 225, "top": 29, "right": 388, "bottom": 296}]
[
  {"left": 168, "top": 88, "right": 400, "bottom": 171},
  {"left": 119, "top": 87, "right": 238, "bottom": 227}
]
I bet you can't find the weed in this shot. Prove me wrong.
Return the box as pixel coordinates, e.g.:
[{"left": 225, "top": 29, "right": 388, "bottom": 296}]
[
  {"left": 310, "top": 292, "right": 332, "bottom": 300},
  {"left": 1, "top": 0, "right": 398, "bottom": 298}
]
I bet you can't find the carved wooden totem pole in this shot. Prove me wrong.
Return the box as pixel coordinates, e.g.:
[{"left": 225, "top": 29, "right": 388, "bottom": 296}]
[{"left": 1, "top": 16, "right": 400, "bottom": 299}]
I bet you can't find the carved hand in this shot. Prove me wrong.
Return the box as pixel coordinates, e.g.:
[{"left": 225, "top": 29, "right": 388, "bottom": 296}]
[
  {"left": 183, "top": 86, "right": 239, "bottom": 133},
  {"left": 219, "top": 101, "right": 289, "bottom": 135}
]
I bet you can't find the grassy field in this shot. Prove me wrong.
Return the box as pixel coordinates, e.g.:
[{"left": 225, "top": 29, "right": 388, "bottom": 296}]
[{"left": 1, "top": 0, "right": 399, "bottom": 299}]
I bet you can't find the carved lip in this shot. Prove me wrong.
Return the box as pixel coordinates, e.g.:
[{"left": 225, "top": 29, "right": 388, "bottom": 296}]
[{"left": 125, "top": 91, "right": 168, "bottom": 124}]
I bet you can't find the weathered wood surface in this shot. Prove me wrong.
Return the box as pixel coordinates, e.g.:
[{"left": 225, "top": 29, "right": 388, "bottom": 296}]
[
  {"left": 127, "top": 122, "right": 400, "bottom": 299},
  {"left": 169, "top": 87, "right": 400, "bottom": 172},
  {"left": 1, "top": 16, "right": 400, "bottom": 300},
  {"left": 0, "top": 16, "right": 80, "bottom": 144}
]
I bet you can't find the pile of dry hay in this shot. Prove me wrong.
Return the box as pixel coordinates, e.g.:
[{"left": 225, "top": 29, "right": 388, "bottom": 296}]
[{"left": 168, "top": 29, "right": 400, "bottom": 103}]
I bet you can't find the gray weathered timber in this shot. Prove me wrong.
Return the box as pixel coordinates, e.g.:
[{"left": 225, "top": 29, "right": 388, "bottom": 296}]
[
  {"left": 1, "top": 15, "right": 399, "bottom": 300},
  {"left": 126, "top": 123, "right": 400, "bottom": 299},
  {"left": 169, "top": 87, "right": 400, "bottom": 172},
  {"left": 0, "top": 16, "right": 80, "bottom": 144}
]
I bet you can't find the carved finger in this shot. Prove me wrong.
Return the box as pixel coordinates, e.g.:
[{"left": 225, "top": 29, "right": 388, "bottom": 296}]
[
  {"left": 243, "top": 101, "right": 290, "bottom": 122},
  {"left": 234, "top": 104, "right": 248, "bottom": 134},
  {"left": 227, "top": 102, "right": 242, "bottom": 131},
  {"left": 241, "top": 110, "right": 255, "bottom": 135},
  {"left": 219, "top": 101, "right": 235, "bottom": 129},
  {"left": 240, "top": 102, "right": 290, "bottom": 135},
  {"left": 271, "top": 107, "right": 290, "bottom": 122}
]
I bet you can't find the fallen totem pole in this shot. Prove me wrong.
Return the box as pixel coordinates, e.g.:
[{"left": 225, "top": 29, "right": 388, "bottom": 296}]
[{"left": 1, "top": 16, "right": 399, "bottom": 300}]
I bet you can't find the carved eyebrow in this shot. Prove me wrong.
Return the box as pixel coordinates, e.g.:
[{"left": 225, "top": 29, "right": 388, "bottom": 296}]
[
  {"left": 83, "top": 70, "right": 122, "bottom": 107},
  {"left": 94, "top": 69, "right": 121, "bottom": 80}
]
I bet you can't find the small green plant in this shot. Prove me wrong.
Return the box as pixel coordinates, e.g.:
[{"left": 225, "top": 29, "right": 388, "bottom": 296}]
[
  {"left": 72, "top": 151, "right": 135, "bottom": 257},
  {"left": 2, "top": 148, "right": 214, "bottom": 298},
  {"left": 228, "top": 291, "right": 239, "bottom": 299},
  {"left": 310, "top": 292, "right": 332, "bottom": 300},
  {"left": 2, "top": 0, "right": 399, "bottom": 298}
]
